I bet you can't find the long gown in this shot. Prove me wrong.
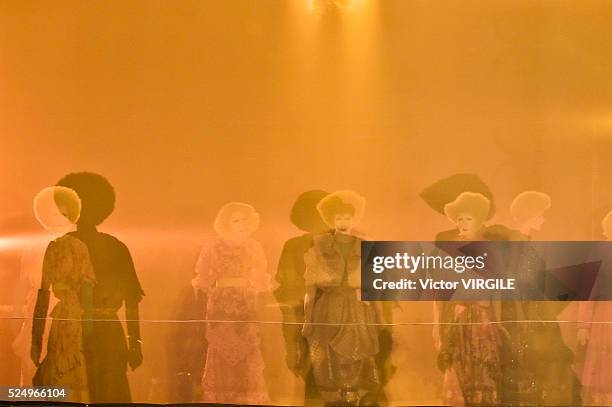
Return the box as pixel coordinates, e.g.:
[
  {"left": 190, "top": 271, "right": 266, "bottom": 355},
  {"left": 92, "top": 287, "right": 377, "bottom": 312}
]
[
  {"left": 578, "top": 240, "right": 612, "bottom": 405},
  {"left": 69, "top": 228, "right": 144, "bottom": 403},
  {"left": 501, "top": 236, "right": 580, "bottom": 406},
  {"left": 195, "top": 237, "right": 271, "bottom": 405},
  {"left": 436, "top": 230, "right": 502, "bottom": 406},
  {"left": 303, "top": 232, "right": 381, "bottom": 405},
  {"left": 579, "top": 301, "right": 612, "bottom": 405},
  {"left": 12, "top": 233, "right": 61, "bottom": 386},
  {"left": 275, "top": 232, "right": 323, "bottom": 405},
  {"left": 166, "top": 284, "right": 207, "bottom": 403},
  {"left": 32, "top": 234, "right": 94, "bottom": 399}
]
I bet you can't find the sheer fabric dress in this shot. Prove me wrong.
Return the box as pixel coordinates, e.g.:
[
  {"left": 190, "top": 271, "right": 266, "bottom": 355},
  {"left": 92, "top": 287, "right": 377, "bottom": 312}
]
[
  {"left": 195, "top": 237, "right": 271, "bottom": 405},
  {"left": 303, "top": 232, "right": 380, "bottom": 404},
  {"left": 33, "top": 234, "right": 94, "bottom": 398}
]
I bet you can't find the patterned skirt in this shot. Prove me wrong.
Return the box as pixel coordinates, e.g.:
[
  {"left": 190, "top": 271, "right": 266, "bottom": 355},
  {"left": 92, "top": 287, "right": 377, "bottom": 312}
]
[
  {"left": 34, "top": 295, "right": 88, "bottom": 397},
  {"left": 304, "top": 286, "right": 380, "bottom": 402}
]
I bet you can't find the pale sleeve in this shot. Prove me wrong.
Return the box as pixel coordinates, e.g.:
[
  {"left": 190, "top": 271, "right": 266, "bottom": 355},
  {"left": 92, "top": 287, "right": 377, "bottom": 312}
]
[
  {"left": 194, "top": 240, "right": 217, "bottom": 292},
  {"left": 40, "top": 240, "right": 59, "bottom": 290},
  {"left": 347, "top": 242, "right": 362, "bottom": 289},
  {"left": 20, "top": 242, "right": 36, "bottom": 285},
  {"left": 249, "top": 240, "right": 272, "bottom": 292},
  {"left": 303, "top": 248, "right": 321, "bottom": 288},
  {"left": 347, "top": 268, "right": 362, "bottom": 289}
]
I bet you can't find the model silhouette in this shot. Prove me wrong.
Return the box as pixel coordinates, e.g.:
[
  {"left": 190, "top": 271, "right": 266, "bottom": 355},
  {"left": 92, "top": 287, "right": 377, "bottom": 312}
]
[
  {"left": 29, "top": 186, "right": 94, "bottom": 402},
  {"left": 57, "top": 172, "right": 144, "bottom": 403},
  {"left": 195, "top": 202, "right": 271, "bottom": 404}
]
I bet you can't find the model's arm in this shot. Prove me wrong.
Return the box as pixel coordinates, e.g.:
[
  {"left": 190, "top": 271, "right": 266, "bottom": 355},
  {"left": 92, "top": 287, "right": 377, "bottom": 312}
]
[
  {"left": 31, "top": 242, "right": 54, "bottom": 366},
  {"left": 302, "top": 249, "right": 318, "bottom": 337},
  {"left": 577, "top": 301, "right": 594, "bottom": 345},
  {"left": 275, "top": 240, "right": 310, "bottom": 375},
  {"left": 123, "top": 245, "right": 144, "bottom": 371},
  {"left": 126, "top": 299, "right": 143, "bottom": 371}
]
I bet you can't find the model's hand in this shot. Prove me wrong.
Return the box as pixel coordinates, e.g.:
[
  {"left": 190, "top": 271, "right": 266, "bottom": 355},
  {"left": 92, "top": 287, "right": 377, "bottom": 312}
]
[
  {"left": 30, "top": 343, "right": 41, "bottom": 366},
  {"left": 303, "top": 293, "right": 311, "bottom": 315},
  {"left": 453, "top": 304, "right": 467, "bottom": 319},
  {"left": 128, "top": 337, "right": 143, "bottom": 370},
  {"left": 302, "top": 294, "right": 313, "bottom": 337},
  {"left": 287, "top": 339, "right": 308, "bottom": 377},
  {"left": 432, "top": 325, "right": 441, "bottom": 351}
]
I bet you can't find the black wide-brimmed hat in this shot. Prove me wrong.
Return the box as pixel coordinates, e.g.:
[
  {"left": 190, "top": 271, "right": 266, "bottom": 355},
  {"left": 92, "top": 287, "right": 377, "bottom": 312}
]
[
  {"left": 420, "top": 173, "right": 496, "bottom": 219},
  {"left": 290, "top": 190, "right": 330, "bottom": 233}
]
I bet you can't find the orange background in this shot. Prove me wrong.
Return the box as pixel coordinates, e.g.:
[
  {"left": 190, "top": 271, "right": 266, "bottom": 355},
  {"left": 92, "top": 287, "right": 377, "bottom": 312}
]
[{"left": 2, "top": 1, "right": 612, "bottom": 403}]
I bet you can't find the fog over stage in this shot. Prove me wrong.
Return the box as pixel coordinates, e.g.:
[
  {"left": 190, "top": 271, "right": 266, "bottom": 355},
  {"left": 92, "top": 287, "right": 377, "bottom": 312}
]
[{"left": 1, "top": 0, "right": 612, "bottom": 405}]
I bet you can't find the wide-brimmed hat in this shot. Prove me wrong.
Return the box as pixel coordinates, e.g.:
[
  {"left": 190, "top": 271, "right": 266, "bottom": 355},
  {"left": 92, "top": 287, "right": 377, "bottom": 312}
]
[
  {"left": 420, "top": 173, "right": 496, "bottom": 219},
  {"left": 290, "top": 190, "right": 330, "bottom": 233}
]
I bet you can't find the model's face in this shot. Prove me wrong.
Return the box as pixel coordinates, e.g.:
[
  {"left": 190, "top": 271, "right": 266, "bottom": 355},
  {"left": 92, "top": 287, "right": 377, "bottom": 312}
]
[
  {"left": 228, "top": 211, "right": 249, "bottom": 238},
  {"left": 528, "top": 214, "right": 545, "bottom": 231},
  {"left": 44, "top": 203, "right": 74, "bottom": 231},
  {"left": 456, "top": 212, "right": 482, "bottom": 238},
  {"left": 334, "top": 213, "right": 354, "bottom": 234}
]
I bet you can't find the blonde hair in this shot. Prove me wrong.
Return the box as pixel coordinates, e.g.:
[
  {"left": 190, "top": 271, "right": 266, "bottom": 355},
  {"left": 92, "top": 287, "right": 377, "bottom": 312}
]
[
  {"left": 444, "top": 192, "right": 490, "bottom": 223},
  {"left": 510, "top": 191, "right": 551, "bottom": 224},
  {"left": 34, "top": 186, "right": 81, "bottom": 230},
  {"left": 316, "top": 190, "right": 365, "bottom": 229},
  {"left": 214, "top": 202, "right": 260, "bottom": 238}
]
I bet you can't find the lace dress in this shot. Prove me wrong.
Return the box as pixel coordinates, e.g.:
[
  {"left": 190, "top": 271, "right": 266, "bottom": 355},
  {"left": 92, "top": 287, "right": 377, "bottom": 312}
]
[
  {"left": 195, "top": 237, "right": 271, "bottom": 405},
  {"left": 439, "top": 301, "right": 502, "bottom": 405},
  {"left": 12, "top": 233, "right": 61, "bottom": 385},
  {"left": 579, "top": 301, "right": 612, "bottom": 405},
  {"left": 33, "top": 234, "right": 94, "bottom": 399}
]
